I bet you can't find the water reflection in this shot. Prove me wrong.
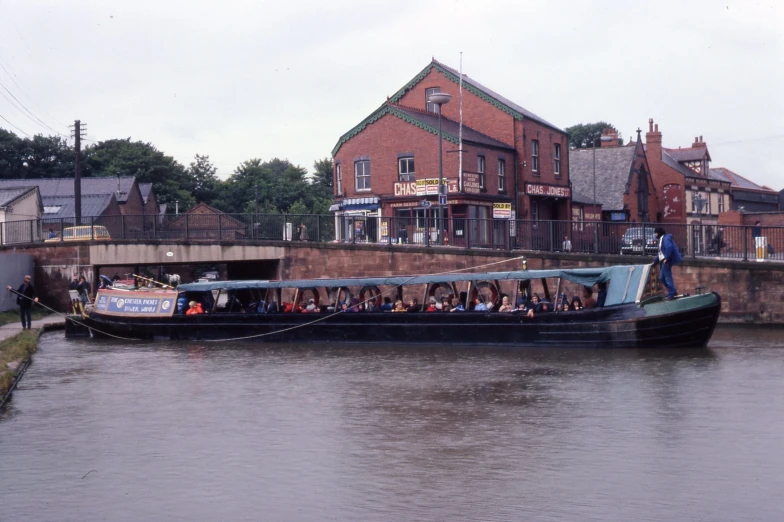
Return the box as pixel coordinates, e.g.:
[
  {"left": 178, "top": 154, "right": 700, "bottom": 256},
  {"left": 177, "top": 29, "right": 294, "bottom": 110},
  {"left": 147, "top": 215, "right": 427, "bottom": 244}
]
[{"left": 0, "top": 327, "right": 783, "bottom": 521}]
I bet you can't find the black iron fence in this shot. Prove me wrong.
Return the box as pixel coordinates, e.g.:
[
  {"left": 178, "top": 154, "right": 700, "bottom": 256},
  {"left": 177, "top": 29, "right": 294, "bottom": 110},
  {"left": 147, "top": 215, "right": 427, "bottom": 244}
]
[{"left": 1, "top": 213, "right": 782, "bottom": 262}]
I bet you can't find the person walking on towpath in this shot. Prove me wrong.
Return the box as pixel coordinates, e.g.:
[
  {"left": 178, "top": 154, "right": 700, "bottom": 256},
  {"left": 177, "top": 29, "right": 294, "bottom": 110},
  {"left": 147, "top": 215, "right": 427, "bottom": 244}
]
[
  {"left": 7, "top": 275, "right": 39, "bottom": 329},
  {"left": 653, "top": 227, "right": 683, "bottom": 300}
]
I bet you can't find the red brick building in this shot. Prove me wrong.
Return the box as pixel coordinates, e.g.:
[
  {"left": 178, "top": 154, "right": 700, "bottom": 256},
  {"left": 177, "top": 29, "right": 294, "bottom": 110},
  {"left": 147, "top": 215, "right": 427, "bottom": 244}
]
[
  {"left": 331, "top": 59, "right": 570, "bottom": 243},
  {"left": 644, "top": 119, "right": 731, "bottom": 229}
]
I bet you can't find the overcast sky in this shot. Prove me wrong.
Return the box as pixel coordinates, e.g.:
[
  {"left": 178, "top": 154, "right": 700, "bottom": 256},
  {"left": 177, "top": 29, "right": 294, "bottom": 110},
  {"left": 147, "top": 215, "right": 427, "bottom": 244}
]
[{"left": 1, "top": 0, "right": 782, "bottom": 190}]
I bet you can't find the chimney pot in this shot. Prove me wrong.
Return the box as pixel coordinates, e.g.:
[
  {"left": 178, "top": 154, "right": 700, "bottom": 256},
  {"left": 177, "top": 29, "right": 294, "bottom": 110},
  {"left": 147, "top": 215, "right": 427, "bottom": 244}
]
[
  {"left": 649, "top": 118, "right": 653, "bottom": 132},
  {"left": 655, "top": 124, "right": 658, "bottom": 132}
]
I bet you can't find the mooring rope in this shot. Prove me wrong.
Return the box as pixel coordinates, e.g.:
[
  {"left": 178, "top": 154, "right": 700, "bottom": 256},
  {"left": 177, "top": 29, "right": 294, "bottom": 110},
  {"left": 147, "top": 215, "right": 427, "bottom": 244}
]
[{"left": 7, "top": 255, "right": 527, "bottom": 344}]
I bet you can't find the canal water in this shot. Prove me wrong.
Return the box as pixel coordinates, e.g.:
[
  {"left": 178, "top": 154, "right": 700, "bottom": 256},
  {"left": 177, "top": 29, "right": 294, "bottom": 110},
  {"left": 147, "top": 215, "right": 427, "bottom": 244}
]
[{"left": 1, "top": 327, "right": 783, "bottom": 521}]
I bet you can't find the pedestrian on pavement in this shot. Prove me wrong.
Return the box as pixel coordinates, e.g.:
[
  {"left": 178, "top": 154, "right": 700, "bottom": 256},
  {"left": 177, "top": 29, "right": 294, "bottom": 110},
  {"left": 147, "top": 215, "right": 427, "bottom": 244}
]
[{"left": 7, "top": 275, "right": 39, "bottom": 329}]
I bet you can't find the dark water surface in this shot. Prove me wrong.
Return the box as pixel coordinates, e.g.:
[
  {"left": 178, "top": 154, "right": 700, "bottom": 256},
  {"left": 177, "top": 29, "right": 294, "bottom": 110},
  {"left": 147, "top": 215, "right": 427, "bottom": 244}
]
[{"left": 1, "top": 327, "right": 784, "bottom": 521}]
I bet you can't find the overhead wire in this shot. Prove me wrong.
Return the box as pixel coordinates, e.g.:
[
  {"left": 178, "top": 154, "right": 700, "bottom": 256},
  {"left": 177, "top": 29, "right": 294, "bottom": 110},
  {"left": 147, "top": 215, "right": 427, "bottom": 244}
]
[
  {"left": 0, "top": 80, "right": 69, "bottom": 138},
  {"left": 0, "top": 57, "right": 70, "bottom": 129},
  {"left": 0, "top": 112, "right": 30, "bottom": 137}
]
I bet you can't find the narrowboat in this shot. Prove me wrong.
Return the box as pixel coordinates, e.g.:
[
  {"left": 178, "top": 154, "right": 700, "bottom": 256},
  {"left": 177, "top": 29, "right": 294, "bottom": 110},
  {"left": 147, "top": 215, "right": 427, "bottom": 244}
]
[{"left": 69, "top": 263, "right": 720, "bottom": 348}]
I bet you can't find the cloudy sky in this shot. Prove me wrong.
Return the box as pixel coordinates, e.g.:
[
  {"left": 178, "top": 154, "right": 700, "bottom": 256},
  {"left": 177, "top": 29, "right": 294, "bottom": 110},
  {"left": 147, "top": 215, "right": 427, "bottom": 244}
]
[{"left": 1, "top": 0, "right": 782, "bottom": 189}]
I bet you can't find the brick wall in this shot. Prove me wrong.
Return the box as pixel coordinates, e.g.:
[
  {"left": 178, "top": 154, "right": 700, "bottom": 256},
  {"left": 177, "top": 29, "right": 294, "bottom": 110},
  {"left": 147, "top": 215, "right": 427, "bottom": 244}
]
[
  {"left": 334, "top": 111, "right": 513, "bottom": 208},
  {"left": 121, "top": 181, "right": 145, "bottom": 216}
]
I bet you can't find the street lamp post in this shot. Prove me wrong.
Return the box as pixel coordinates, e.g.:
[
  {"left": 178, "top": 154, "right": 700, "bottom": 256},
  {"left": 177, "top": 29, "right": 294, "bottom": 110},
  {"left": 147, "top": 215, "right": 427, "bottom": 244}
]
[
  {"left": 591, "top": 135, "right": 614, "bottom": 253},
  {"left": 693, "top": 193, "right": 707, "bottom": 255},
  {"left": 428, "top": 92, "right": 452, "bottom": 245}
]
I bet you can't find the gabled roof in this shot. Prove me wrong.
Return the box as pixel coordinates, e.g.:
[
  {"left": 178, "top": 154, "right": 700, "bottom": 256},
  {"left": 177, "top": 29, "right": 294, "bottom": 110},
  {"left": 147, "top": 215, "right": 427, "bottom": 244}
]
[
  {"left": 41, "top": 194, "right": 116, "bottom": 219},
  {"left": 660, "top": 149, "right": 699, "bottom": 178},
  {"left": 0, "top": 186, "right": 37, "bottom": 207},
  {"left": 709, "top": 167, "right": 778, "bottom": 193},
  {"left": 665, "top": 147, "right": 711, "bottom": 163},
  {"left": 569, "top": 145, "right": 637, "bottom": 211},
  {"left": 0, "top": 176, "right": 138, "bottom": 203},
  {"left": 333, "top": 102, "right": 514, "bottom": 156},
  {"left": 139, "top": 183, "right": 153, "bottom": 204},
  {"left": 388, "top": 59, "right": 564, "bottom": 132}
]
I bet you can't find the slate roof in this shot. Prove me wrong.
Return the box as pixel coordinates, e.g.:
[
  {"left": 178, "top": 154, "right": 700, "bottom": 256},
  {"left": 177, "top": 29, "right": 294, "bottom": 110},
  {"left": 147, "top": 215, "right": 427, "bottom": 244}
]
[
  {"left": 430, "top": 59, "right": 564, "bottom": 132},
  {"left": 41, "top": 194, "right": 116, "bottom": 219},
  {"left": 665, "top": 147, "right": 710, "bottom": 162},
  {"left": 709, "top": 167, "right": 777, "bottom": 193},
  {"left": 569, "top": 145, "right": 637, "bottom": 211},
  {"left": 139, "top": 183, "right": 153, "bottom": 204},
  {"left": 0, "top": 176, "right": 137, "bottom": 202},
  {"left": 659, "top": 149, "right": 698, "bottom": 178},
  {"left": 0, "top": 187, "right": 36, "bottom": 207}
]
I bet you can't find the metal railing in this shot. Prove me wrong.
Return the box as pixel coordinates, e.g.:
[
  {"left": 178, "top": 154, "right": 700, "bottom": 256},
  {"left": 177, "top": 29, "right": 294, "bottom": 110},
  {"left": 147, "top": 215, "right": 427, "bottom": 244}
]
[{"left": 2, "top": 213, "right": 782, "bottom": 262}]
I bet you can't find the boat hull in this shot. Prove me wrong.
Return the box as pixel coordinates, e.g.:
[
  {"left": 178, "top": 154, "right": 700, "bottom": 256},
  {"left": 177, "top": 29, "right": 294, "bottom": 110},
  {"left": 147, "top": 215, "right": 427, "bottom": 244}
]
[{"left": 76, "top": 292, "right": 721, "bottom": 349}]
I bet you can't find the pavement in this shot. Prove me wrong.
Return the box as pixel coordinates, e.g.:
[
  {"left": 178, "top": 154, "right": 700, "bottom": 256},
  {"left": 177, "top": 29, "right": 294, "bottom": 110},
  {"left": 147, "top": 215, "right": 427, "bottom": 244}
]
[{"left": 0, "top": 314, "right": 65, "bottom": 344}]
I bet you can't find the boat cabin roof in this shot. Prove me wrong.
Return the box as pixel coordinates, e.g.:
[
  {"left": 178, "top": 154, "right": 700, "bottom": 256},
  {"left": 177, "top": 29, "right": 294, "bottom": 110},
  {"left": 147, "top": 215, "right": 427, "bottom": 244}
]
[{"left": 177, "top": 264, "right": 652, "bottom": 307}]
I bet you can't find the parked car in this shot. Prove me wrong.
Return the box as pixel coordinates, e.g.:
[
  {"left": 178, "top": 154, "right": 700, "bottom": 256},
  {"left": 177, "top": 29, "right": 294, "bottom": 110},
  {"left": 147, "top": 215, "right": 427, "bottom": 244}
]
[
  {"left": 45, "top": 225, "right": 112, "bottom": 242},
  {"left": 620, "top": 227, "right": 658, "bottom": 255}
]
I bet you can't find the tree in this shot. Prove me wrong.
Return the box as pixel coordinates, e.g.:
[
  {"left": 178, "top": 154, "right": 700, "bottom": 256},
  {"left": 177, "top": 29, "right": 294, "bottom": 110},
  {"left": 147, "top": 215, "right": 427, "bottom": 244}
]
[
  {"left": 312, "top": 157, "right": 333, "bottom": 190},
  {"left": 0, "top": 130, "right": 74, "bottom": 179},
  {"left": 565, "top": 122, "right": 620, "bottom": 149},
  {"left": 188, "top": 154, "right": 220, "bottom": 204},
  {"left": 82, "top": 138, "right": 194, "bottom": 208}
]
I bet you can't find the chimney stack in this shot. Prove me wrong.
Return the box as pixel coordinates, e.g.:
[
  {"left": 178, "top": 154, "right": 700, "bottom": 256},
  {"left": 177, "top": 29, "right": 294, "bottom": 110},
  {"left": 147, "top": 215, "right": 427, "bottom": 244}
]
[
  {"left": 692, "top": 135, "right": 707, "bottom": 149},
  {"left": 601, "top": 127, "right": 621, "bottom": 148},
  {"left": 646, "top": 118, "right": 663, "bottom": 159}
]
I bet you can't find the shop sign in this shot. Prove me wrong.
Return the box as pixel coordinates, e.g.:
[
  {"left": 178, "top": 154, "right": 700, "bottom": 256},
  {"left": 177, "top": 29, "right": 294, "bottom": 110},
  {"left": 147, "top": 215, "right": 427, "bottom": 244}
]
[
  {"left": 525, "top": 183, "right": 571, "bottom": 198},
  {"left": 492, "top": 202, "right": 512, "bottom": 219},
  {"left": 464, "top": 173, "right": 481, "bottom": 194},
  {"left": 416, "top": 178, "right": 448, "bottom": 196}
]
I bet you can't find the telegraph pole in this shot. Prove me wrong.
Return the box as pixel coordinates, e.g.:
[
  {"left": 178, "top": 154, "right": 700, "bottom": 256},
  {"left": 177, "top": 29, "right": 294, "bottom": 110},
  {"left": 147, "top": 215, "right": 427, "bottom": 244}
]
[{"left": 71, "top": 120, "right": 86, "bottom": 224}]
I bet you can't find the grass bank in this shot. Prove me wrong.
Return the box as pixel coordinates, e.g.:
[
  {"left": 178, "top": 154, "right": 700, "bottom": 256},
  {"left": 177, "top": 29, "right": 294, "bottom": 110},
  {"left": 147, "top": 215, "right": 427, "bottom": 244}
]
[
  {"left": 0, "top": 309, "right": 51, "bottom": 327},
  {"left": 0, "top": 329, "right": 39, "bottom": 396}
]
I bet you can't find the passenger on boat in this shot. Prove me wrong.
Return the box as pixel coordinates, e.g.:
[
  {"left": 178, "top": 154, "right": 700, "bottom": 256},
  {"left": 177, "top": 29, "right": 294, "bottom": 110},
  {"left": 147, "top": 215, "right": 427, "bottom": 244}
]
[
  {"left": 426, "top": 297, "right": 438, "bottom": 312},
  {"left": 339, "top": 301, "right": 349, "bottom": 312},
  {"left": 498, "top": 295, "right": 513, "bottom": 313},
  {"left": 176, "top": 294, "right": 189, "bottom": 314},
  {"left": 525, "top": 294, "right": 540, "bottom": 318},
  {"left": 267, "top": 299, "right": 279, "bottom": 313},
  {"left": 77, "top": 276, "right": 92, "bottom": 304},
  {"left": 571, "top": 296, "right": 584, "bottom": 310},
  {"left": 450, "top": 297, "right": 465, "bottom": 312},
  {"left": 406, "top": 298, "right": 420, "bottom": 313},
  {"left": 348, "top": 297, "right": 361, "bottom": 312},
  {"left": 582, "top": 287, "right": 597, "bottom": 309},
  {"left": 440, "top": 297, "right": 450, "bottom": 311},
  {"left": 380, "top": 296, "right": 394, "bottom": 312},
  {"left": 365, "top": 299, "right": 376, "bottom": 312},
  {"left": 186, "top": 301, "right": 204, "bottom": 315},
  {"left": 393, "top": 300, "right": 407, "bottom": 312},
  {"left": 474, "top": 296, "right": 488, "bottom": 311},
  {"left": 514, "top": 302, "right": 526, "bottom": 313},
  {"left": 223, "top": 293, "right": 244, "bottom": 313},
  {"left": 596, "top": 282, "right": 608, "bottom": 308},
  {"left": 304, "top": 299, "right": 318, "bottom": 312}
]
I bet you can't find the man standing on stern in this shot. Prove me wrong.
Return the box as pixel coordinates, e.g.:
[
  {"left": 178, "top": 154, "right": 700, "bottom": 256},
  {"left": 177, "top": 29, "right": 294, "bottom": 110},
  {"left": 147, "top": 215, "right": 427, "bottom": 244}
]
[
  {"left": 7, "top": 275, "right": 39, "bottom": 329},
  {"left": 653, "top": 227, "right": 683, "bottom": 300}
]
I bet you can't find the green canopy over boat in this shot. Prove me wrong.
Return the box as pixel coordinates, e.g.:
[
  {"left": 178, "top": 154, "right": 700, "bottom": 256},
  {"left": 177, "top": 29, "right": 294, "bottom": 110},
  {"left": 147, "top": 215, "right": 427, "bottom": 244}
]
[{"left": 177, "top": 264, "right": 652, "bottom": 307}]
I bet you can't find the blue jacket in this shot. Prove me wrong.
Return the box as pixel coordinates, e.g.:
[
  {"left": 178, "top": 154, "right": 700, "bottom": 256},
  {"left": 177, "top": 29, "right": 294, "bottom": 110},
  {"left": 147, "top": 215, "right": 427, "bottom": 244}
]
[{"left": 657, "top": 233, "right": 683, "bottom": 265}]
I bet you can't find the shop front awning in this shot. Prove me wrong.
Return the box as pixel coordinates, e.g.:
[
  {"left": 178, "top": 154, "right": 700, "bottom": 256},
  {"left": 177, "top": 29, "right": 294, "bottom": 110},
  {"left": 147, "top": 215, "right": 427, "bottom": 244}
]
[{"left": 330, "top": 197, "right": 380, "bottom": 212}]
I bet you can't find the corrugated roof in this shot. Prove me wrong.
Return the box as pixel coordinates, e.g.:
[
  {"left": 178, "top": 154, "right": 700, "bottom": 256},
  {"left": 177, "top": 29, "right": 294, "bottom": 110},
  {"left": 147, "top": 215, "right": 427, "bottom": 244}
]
[
  {"left": 41, "top": 194, "right": 115, "bottom": 219},
  {"left": 0, "top": 176, "right": 136, "bottom": 202},
  {"left": 569, "top": 146, "right": 636, "bottom": 211},
  {"left": 0, "top": 187, "right": 36, "bottom": 207}
]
